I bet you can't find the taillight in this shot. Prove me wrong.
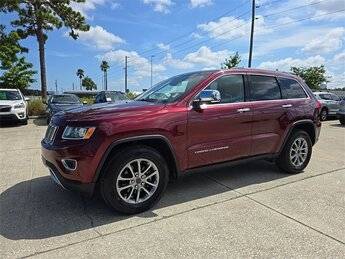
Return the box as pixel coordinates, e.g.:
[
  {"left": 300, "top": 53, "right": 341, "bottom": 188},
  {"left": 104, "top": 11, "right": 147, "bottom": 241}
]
[
  {"left": 315, "top": 100, "right": 322, "bottom": 121},
  {"left": 316, "top": 100, "right": 322, "bottom": 110}
]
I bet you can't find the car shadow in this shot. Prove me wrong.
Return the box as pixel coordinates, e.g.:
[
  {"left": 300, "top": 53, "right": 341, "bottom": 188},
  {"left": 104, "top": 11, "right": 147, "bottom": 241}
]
[
  {"left": 0, "top": 121, "right": 24, "bottom": 128},
  {"left": 0, "top": 161, "right": 290, "bottom": 240}
]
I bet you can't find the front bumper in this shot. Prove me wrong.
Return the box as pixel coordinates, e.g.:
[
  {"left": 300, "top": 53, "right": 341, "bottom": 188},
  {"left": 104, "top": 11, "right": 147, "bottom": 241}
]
[
  {"left": 42, "top": 156, "right": 95, "bottom": 197},
  {"left": 336, "top": 111, "right": 345, "bottom": 118},
  {"left": 0, "top": 108, "right": 27, "bottom": 122}
]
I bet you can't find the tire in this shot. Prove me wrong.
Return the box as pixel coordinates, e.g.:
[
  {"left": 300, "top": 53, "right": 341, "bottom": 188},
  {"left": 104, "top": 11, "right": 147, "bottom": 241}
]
[
  {"left": 20, "top": 117, "right": 28, "bottom": 125},
  {"left": 340, "top": 117, "right": 345, "bottom": 125},
  {"left": 320, "top": 108, "right": 328, "bottom": 121},
  {"left": 100, "top": 145, "right": 169, "bottom": 214},
  {"left": 276, "top": 130, "right": 312, "bottom": 174}
]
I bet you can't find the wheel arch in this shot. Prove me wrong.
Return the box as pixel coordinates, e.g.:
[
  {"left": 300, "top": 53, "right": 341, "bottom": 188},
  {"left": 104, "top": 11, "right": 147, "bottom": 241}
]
[
  {"left": 93, "top": 135, "right": 179, "bottom": 183},
  {"left": 279, "top": 120, "right": 317, "bottom": 154}
]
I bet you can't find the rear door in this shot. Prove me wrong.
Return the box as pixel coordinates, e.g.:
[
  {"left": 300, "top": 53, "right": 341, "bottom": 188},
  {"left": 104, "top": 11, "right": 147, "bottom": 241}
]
[
  {"left": 187, "top": 74, "right": 252, "bottom": 168},
  {"left": 247, "top": 75, "right": 289, "bottom": 156}
]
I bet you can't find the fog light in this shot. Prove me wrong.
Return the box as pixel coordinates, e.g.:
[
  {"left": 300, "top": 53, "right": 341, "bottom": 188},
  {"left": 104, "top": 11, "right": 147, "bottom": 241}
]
[
  {"left": 61, "top": 159, "right": 77, "bottom": 171},
  {"left": 18, "top": 112, "right": 25, "bottom": 118}
]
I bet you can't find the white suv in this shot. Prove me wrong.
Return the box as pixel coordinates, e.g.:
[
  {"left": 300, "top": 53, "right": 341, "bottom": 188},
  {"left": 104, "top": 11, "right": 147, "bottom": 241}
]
[{"left": 0, "top": 88, "right": 29, "bottom": 125}]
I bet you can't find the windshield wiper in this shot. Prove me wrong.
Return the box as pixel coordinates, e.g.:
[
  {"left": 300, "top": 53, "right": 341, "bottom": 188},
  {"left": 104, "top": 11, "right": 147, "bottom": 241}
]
[{"left": 137, "top": 98, "right": 158, "bottom": 103}]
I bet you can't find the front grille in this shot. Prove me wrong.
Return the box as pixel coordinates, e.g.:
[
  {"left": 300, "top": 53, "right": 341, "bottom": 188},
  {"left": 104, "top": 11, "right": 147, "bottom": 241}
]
[
  {"left": 44, "top": 124, "right": 58, "bottom": 144},
  {"left": 0, "top": 105, "right": 11, "bottom": 112}
]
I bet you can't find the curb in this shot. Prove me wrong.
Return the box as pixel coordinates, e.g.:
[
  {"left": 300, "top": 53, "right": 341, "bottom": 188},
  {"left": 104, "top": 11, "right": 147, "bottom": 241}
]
[{"left": 29, "top": 115, "right": 47, "bottom": 119}]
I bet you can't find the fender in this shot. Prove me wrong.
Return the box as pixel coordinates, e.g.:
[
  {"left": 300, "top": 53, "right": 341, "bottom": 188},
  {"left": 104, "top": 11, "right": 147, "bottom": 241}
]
[
  {"left": 93, "top": 134, "right": 180, "bottom": 182},
  {"left": 278, "top": 119, "right": 316, "bottom": 154}
]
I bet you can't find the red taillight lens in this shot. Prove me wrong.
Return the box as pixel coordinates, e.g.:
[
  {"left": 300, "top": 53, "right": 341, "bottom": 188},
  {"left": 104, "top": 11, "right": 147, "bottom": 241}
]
[{"left": 316, "top": 100, "right": 322, "bottom": 110}]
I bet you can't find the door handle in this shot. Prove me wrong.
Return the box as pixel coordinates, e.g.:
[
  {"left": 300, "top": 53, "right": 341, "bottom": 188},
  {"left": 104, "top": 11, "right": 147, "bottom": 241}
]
[
  {"left": 237, "top": 108, "right": 251, "bottom": 113},
  {"left": 282, "top": 104, "right": 293, "bottom": 108}
]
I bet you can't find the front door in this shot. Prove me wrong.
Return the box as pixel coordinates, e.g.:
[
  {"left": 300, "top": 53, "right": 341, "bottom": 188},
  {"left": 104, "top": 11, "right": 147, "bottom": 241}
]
[{"left": 187, "top": 74, "right": 252, "bottom": 169}]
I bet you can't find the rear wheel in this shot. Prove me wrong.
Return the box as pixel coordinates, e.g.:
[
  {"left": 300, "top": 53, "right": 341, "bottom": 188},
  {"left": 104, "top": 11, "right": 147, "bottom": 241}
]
[
  {"left": 277, "top": 130, "right": 312, "bottom": 174},
  {"left": 100, "top": 146, "right": 169, "bottom": 214},
  {"left": 320, "top": 108, "right": 328, "bottom": 121}
]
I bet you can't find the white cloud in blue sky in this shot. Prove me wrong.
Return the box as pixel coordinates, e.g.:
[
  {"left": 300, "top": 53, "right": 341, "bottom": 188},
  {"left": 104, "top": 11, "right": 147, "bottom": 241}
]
[{"left": 2, "top": 0, "right": 344, "bottom": 91}]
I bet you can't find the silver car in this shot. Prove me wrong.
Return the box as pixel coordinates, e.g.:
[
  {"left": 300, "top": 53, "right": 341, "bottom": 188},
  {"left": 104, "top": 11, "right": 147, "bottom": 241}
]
[{"left": 314, "top": 92, "right": 342, "bottom": 121}]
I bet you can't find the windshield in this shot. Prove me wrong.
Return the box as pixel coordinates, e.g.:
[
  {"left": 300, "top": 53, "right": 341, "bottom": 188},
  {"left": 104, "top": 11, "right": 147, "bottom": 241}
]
[
  {"left": 136, "top": 71, "right": 212, "bottom": 103},
  {"left": 107, "top": 92, "right": 128, "bottom": 101},
  {"left": 51, "top": 95, "right": 80, "bottom": 104},
  {"left": 0, "top": 90, "right": 22, "bottom": 101}
]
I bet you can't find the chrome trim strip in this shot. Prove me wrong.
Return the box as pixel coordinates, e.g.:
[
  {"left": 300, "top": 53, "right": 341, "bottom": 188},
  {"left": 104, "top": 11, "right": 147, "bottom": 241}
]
[{"left": 195, "top": 146, "right": 229, "bottom": 154}]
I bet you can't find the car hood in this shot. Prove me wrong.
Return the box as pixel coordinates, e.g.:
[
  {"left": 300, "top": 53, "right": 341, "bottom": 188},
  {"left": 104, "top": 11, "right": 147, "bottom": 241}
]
[
  {"left": 49, "top": 103, "right": 83, "bottom": 113},
  {"left": 53, "top": 100, "right": 165, "bottom": 123},
  {"left": 0, "top": 100, "right": 24, "bottom": 106}
]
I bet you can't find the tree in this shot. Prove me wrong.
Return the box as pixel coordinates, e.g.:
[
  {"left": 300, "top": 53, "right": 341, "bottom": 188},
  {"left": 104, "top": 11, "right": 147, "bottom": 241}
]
[
  {"left": 291, "top": 65, "right": 329, "bottom": 90},
  {"left": 0, "top": 25, "right": 35, "bottom": 90},
  {"left": 0, "top": 0, "right": 90, "bottom": 100},
  {"left": 76, "top": 69, "right": 84, "bottom": 90},
  {"left": 100, "top": 60, "right": 109, "bottom": 90},
  {"left": 222, "top": 52, "right": 241, "bottom": 69},
  {"left": 82, "top": 76, "right": 97, "bottom": 91},
  {"left": 0, "top": 57, "right": 36, "bottom": 90}
]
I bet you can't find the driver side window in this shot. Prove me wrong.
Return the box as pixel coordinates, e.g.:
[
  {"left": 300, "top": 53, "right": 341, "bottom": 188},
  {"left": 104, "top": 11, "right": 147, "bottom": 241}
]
[{"left": 205, "top": 75, "right": 245, "bottom": 104}]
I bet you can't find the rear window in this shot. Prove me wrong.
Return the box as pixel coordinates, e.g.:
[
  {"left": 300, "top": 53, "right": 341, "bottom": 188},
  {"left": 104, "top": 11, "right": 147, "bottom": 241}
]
[
  {"left": 249, "top": 75, "right": 281, "bottom": 101},
  {"left": 278, "top": 78, "right": 307, "bottom": 99}
]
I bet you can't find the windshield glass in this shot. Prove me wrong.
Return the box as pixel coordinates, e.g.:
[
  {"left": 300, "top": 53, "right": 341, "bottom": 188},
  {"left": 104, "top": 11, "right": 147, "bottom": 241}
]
[
  {"left": 107, "top": 92, "right": 128, "bottom": 101},
  {"left": 51, "top": 95, "right": 80, "bottom": 104},
  {"left": 0, "top": 90, "right": 22, "bottom": 100},
  {"left": 136, "top": 71, "right": 212, "bottom": 103}
]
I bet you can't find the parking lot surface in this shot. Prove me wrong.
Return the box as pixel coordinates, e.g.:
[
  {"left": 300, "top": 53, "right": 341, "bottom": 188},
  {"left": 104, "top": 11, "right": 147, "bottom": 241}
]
[{"left": 1, "top": 120, "right": 344, "bottom": 258}]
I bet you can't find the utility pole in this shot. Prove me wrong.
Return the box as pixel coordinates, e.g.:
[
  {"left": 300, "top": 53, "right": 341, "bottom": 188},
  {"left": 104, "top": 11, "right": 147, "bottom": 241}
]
[
  {"left": 150, "top": 55, "right": 154, "bottom": 87},
  {"left": 124, "top": 56, "right": 128, "bottom": 93},
  {"left": 105, "top": 70, "right": 108, "bottom": 91},
  {"left": 55, "top": 80, "right": 58, "bottom": 94},
  {"left": 248, "top": 0, "right": 256, "bottom": 68},
  {"left": 72, "top": 83, "right": 75, "bottom": 90}
]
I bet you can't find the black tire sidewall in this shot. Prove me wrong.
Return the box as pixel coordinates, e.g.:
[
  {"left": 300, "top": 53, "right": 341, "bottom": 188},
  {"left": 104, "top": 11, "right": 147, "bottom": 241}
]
[
  {"left": 278, "top": 131, "right": 312, "bottom": 174},
  {"left": 100, "top": 146, "right": 169, "bottom": 214},
  {"left": 320, "top": 109, "right": 327, "bottom": 121}
]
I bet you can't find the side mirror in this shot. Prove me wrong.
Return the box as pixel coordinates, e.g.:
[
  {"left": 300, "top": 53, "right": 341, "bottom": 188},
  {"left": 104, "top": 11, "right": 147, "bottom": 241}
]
[
  {"left": 24, "top": 97, "right": 30, "bottom": 102},
  {"left": 82, "top": 101, "right": 88, "bottom": 105},
  {"left": 106, "top": 97, "right": 112, "bottom": 102},
  {"left": 42, "top": 99, "right": 47, "bottom": 104},
  {"left": 192, "top": 90, "right": 221, "bottom": 111}
]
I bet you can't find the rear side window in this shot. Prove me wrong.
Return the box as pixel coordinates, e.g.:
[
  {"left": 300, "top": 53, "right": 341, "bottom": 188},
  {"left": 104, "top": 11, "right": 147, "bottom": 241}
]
[
  {"left": 278, "top": 78, "right": 307, "bottom": 99},
  {"left": 249, "top": 75, "right": 281, "bottom": 101}
]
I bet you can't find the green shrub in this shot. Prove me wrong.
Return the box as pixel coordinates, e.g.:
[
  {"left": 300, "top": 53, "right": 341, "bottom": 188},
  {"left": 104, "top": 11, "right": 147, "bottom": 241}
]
[{"left": 28, "top": 99, "right": 46, "bottom": 116}]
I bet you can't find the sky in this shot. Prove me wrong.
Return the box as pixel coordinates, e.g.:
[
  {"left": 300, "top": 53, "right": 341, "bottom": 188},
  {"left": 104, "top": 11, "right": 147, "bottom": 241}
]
[{"left": 1, "top": 0, "right": 345, "bottom": 92}]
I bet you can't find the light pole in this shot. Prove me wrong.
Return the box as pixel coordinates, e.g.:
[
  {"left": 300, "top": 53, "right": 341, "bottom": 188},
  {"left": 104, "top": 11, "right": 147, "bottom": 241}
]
[
  {"left": 150, "top": 55, "right": 154, "bottom": 87},
  {"left": 248, "top": 0, "right": 256, "bottom": 68}
]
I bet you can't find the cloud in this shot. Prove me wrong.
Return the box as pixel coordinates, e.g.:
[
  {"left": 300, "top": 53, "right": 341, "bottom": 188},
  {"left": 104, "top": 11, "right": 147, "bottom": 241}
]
[
  {"left": 143, "top": 0, "right": 174, "bottom": 13},
  {"left": 302, "top": 27, "right": 345, "bottom": 54},
  {"left": 76, "top": 25, "right": 124, "bottom": 50},
  {"left": 157, "top": 43, "right": 170, "bottom": 51},
  {"left": 71, "top": 0, "right": 119, "bottom": 17},
  {"left": 190, "top": 0, "right": 213, "bottom": 8},
  {"left": 259, "top": 55, "right": 326, "bottom": 71},
  {"left": 309, "top": 0, "right": 345, "bottom": 21},
  {"left": 197, "top": 15, "right": 272, "bottom": 40},
  {"left": 183, "top": 46, "right": 231, "bottom": 67},
  {"left": 332, "top": 51, "right": 345, "bottom": 64},
  {"left": 100, "top": 49, "right": 166, "bottom": 79},
  {"left": 163, "top": 53, "right": 194, "bottom": 69}
]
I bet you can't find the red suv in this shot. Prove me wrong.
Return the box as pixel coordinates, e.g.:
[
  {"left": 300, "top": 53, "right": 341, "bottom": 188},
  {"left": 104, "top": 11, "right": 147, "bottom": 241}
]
[{"left": 41, "top": 68, "right": 321, "bottom": 214}]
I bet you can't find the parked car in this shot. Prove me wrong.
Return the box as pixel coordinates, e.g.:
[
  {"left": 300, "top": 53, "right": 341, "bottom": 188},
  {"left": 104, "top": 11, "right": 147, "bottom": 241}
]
[
  {"left": 46, "top": 94, "right": 84, "bottom": 124},
  {"left": 41, "top": 68, "right": 322, "bottom": 214},
  {"left": 337, "top": 99, "right": 345, "bottom": 125},
  {"left": 94, "top": 91, "right": 128, "bottom": 103},
  {"left": 313, "top": 92, "right": 342, "bottom": 121},
  {"left": 0, "top": 88, "right": 29, "bottom": 125}
]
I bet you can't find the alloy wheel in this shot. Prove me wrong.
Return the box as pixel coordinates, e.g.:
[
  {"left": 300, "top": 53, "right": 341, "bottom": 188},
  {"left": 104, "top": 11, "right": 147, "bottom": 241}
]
[
  {"left": 289, "top": 137, "right": 308, "bottom": 167},
  {"left": 116, "top": 159, "right": 159, "bottom": 204}
]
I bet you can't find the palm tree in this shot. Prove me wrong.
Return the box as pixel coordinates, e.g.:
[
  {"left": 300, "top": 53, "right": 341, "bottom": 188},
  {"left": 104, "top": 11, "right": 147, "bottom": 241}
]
[
  {"left": 100, "top": 61, "right": 110, "bottom": 90},
  {"left": 76, "top": 69, "right": 85, "bottom": 90}
]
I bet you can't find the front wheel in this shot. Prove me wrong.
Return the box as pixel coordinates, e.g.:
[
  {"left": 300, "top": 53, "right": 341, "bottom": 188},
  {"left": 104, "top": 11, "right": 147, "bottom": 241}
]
[
  {"left": 340, "top": 117, "right": 345, "bottom": 125},
  {"left": 320, "top": 108, "right": 328, "bottom": 121},
  {"left": 276, "top": 130, "right": 312, "bottom": 174},
  {"left": 100, "top": 146, "right": 169, "bottom": 214}
]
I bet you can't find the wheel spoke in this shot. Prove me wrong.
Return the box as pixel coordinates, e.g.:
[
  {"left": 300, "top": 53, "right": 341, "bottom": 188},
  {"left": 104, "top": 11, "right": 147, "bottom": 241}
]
[
  {"left": 146, "top": 170, "right": 158, "bottom": 180},
  {"left": 141, "top": 186, "right": 150, "bottom": 195},
  {"left": 126, "top": 187, "right": 135, "bottom": 201},
  {"left": 118, "top": 185, "right": 132, "bottom": 191},
  {"left": 142, "top": 164, "right": 152, "bottom": 175},
  {"left": 144, "top": 181, "right": 158, "bottom": 187},
  {"left": 137, "top": 160, "right": 141, "bottom": 175},
  {"left": 136, "top": 188, "right": 141, "bottom": 202}
]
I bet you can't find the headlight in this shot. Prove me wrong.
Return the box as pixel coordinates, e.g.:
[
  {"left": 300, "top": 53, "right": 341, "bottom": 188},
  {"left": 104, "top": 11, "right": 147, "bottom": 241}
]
[
  {"left": 14, "top": 103, "right": 25, "bottom": 109},
  {"left": 62, "top": 126, "right": 96, "bottom": 140}
]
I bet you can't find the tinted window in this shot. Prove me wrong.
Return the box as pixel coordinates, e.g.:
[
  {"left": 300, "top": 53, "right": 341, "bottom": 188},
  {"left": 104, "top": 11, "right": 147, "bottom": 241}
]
[
  {"left": 278, "top": 78, "right": 307, "bottom": 99},
  {"left": 330, "top": 94, "right": 341, "bottom": 101},
  {"left": 204, "top": 75, "right": 244, "bottom": 104},
  {"left": 0, "top": 90, "right": 21, "bottom": 100},
  {"left": 51, "top": 95, "right": 80, "bottom": 104},
  {"left": 318, "top": 94, "right": 333, "bottom": 100},
  {"left": 249, "top": 76, "right": 281, "bottom": 101}
]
